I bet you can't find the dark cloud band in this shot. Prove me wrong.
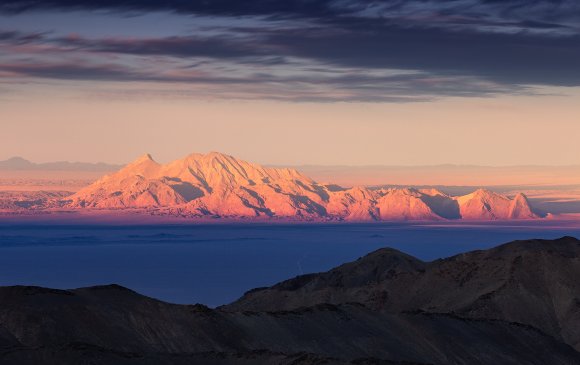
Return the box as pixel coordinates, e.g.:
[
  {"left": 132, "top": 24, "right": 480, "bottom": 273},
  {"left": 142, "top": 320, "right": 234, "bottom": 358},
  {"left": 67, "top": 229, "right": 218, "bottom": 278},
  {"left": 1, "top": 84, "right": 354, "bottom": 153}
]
[{"left": 0, "top": 0, "right": 578, "bottom": 101}]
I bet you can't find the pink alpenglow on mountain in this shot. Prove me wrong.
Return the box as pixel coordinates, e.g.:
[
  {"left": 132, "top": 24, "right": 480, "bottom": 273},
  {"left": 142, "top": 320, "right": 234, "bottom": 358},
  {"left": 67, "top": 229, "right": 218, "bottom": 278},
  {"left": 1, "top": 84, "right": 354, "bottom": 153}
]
[
  {"left": 68, "top": 152, "right": 539, "bottom": 221},
  {"left": 376, "top": 188, "right": 442, "bottom": 221},
  {"left": 456, "top": 189, "right": 537, "bottom": 220}
]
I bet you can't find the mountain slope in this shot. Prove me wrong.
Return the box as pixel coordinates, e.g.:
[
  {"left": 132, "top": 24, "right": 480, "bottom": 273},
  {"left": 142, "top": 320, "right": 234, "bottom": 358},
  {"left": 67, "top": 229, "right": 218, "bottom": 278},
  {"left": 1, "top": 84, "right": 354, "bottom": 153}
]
[
  {"left": 67, "top": 152, "right": 538, "bottom": 221},
  {"left": 456, "top": 189, "right": 537, "bottom": 219},
  {"left": 2, "top": 238, "right": 580, "bottom": 364},
  {"left": 227, "top": 236, "right": 580, "bottom": 351},
  {"left": 375, "top": 188, "right": 442, "bottom": 221}
]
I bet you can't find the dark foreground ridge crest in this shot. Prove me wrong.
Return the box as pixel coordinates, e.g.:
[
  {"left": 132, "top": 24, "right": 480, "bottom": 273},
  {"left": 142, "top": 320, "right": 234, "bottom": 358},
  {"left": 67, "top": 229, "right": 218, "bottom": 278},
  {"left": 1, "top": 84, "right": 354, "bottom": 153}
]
[{"left": 1, "top": 236, "right": 580, "bottom": 365}]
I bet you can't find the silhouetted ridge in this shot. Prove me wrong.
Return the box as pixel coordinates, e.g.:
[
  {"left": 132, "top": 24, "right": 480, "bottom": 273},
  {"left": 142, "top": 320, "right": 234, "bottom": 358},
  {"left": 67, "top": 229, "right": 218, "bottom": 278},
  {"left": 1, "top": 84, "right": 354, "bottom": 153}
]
[
  {"left": 228, "top": 236, "right": 580, "bottom": 353},
  {"left": 74, "top": 284, "right": 139, "bottom": 293},
  {"left": 272, "top": 248, "right": 425, "bottom": 293},
  {"left": 0, "top": 286, "right": 73, "bottom": 297},
  {"left": 493, "top": 236, "right": 580, "bottom": 253},
  {"left": 2, "top": 237, "right": 580, "bottom": 364}
]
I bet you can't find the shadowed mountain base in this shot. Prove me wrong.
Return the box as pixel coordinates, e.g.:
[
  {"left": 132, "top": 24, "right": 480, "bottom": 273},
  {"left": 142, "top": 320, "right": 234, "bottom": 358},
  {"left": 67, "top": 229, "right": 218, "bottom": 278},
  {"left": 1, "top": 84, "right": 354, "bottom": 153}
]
[{"left": 2, "top": 237, "right": 580, "bottom": 364}]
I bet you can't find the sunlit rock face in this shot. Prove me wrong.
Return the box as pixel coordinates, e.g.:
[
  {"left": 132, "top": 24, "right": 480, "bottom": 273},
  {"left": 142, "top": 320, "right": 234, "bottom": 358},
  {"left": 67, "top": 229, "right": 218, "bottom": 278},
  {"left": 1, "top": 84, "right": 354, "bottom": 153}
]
[
  {"left": 68, "top": 152, "right": 538, "bottom": 221},
  {"left": 375, "top": 188, "right": 442, "bottom": 221},
  {"left": 455, "top": 189, "right": 538, "bottom": 220}
]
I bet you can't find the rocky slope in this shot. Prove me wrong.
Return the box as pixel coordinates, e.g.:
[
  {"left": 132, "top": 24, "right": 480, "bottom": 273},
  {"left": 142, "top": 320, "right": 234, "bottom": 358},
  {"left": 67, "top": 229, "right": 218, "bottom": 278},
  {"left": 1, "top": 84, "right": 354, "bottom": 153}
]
[
  {"left": 66, "top": 152, "right": 538, "bottom": 221},
  {"left": 0, "top": 191, "right": 72, "bottom": 211},
  {"left": 228, "top": 236, "right": 580, "bottom": 351},
  {"left": 1, "top": 237, "right": 580, "bottom": 364}
]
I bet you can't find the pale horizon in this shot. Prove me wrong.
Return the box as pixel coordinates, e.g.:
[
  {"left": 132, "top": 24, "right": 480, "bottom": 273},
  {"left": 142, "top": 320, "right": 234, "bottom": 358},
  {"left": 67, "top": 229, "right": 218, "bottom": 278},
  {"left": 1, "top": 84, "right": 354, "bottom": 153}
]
[
  {"left": 2, "top": 91, "right": 580, "bottom": 166},
  {"left": 4, "top": 151, "right": 580, "bottom": 169},
  {"left": 1, "top": 1, "right": 579, "bottom": 168},
  {"left": 3, "top": 150, "right": 580, "bottom": 188}
]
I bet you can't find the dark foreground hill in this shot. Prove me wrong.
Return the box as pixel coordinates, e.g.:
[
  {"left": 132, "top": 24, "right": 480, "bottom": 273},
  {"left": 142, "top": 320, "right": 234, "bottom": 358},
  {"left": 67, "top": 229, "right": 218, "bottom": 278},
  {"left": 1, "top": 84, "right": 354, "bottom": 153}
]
[
  {"left": 1, "top": 237, "right": 580, "bottom": 364},
  {"left": 228, "top": 236, "right": 580, "bottom": 350}
]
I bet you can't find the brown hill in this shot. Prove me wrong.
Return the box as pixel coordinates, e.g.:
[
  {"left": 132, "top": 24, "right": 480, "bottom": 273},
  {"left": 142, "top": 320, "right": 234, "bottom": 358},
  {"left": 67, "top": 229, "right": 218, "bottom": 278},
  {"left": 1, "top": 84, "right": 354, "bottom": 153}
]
[
  {"left": 228, "top": 236, "right": 580, "bottom": 350},
  {"left": 1, "top": 237, "right": 580, "bottom": 364}
]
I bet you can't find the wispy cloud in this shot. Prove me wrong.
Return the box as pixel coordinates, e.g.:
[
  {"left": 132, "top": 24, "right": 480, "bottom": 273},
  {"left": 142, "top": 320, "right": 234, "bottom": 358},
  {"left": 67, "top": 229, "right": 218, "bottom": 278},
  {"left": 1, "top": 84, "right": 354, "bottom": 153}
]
[
  {"left": 0, "top": 0, "right": 578, "bottom": 101},
  {"left": 0, "top": 29, "right": 47, "bottom": 44},
  {"left": 1, "top": 0, "right": 577, "bottom": 34},
  {"left": 0, "top": 57, "right": 525, "bottom": 102}
]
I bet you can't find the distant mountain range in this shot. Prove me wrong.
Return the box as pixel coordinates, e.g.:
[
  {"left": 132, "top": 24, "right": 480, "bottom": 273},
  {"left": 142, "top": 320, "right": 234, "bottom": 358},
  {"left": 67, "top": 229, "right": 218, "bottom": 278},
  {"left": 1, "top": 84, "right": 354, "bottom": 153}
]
[
  {"left": 288, "top": 164, "right": 580, "bottom": 186},
  {"left": 4, "top": 156, "right": 580, "bottom": 186},
  {"left": 66, "top": 152, "right": 538, "bottom": 221},
  {"left": 1, "top": 237, "right": 579, "bottom": 364},
  {"left": 0, "top": 157, "right": 122, "bottom": 172}
]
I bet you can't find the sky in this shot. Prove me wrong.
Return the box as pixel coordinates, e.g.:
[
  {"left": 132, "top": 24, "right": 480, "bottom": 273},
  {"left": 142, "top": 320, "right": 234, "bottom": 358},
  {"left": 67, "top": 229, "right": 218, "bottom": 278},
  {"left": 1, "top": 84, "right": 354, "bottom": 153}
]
[{"left": 0, "top": 0, "right": 579, "bottom": 166}]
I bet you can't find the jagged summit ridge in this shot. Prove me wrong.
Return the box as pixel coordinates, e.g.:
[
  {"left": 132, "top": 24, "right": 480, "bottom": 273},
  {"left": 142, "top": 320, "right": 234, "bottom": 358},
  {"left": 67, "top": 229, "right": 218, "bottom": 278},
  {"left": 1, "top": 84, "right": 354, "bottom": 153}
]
[{"left": 68, "top": 152, "right": 538, "bottom": 221}]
